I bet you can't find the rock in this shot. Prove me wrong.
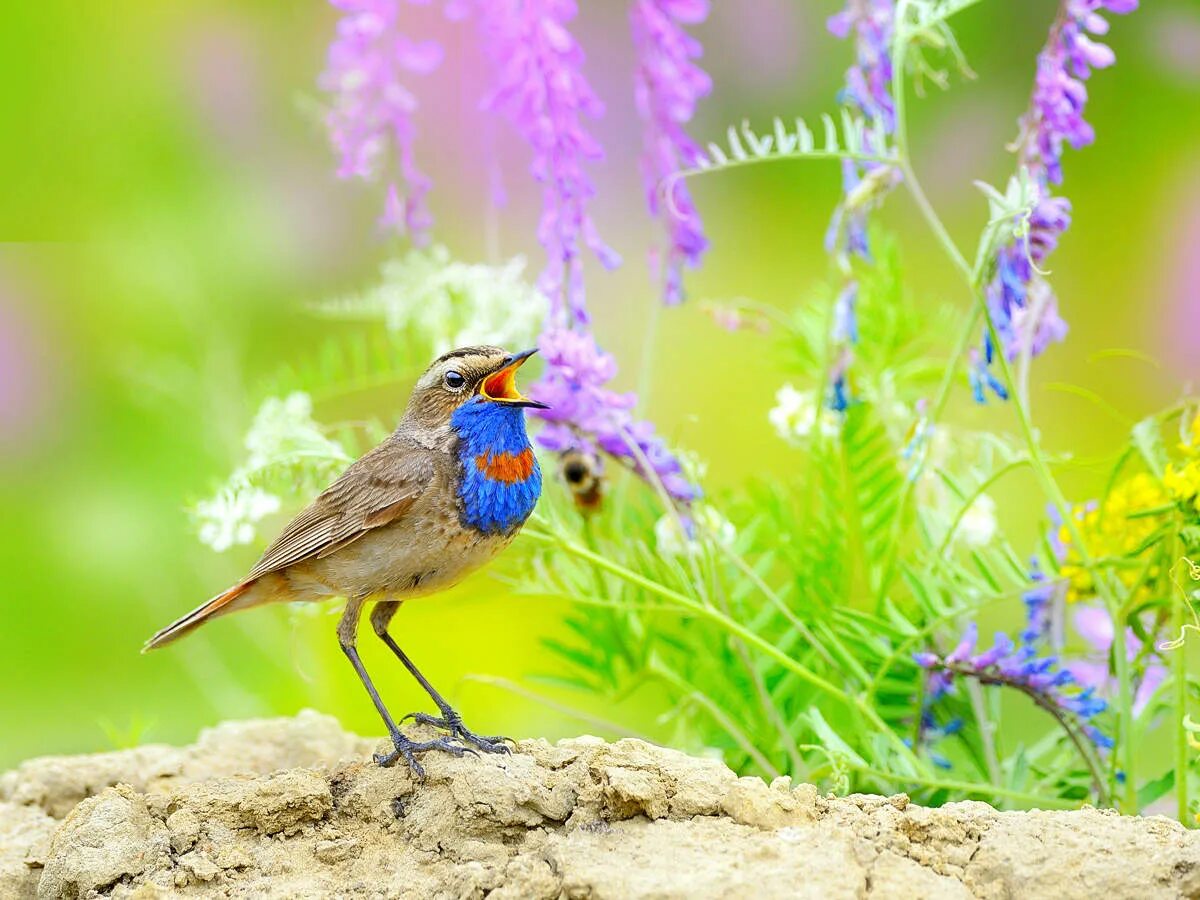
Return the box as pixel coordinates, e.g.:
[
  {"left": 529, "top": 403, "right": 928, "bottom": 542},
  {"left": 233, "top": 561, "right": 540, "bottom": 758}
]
[
  {"left": 0, "top": 800, "right": 57, "bottom": 898},
  {"left": 2, "top": 712, "right": 1198, "bottom": 898},
  {"left": 37, "top": 784, "right": 170, "bottom": 899}
]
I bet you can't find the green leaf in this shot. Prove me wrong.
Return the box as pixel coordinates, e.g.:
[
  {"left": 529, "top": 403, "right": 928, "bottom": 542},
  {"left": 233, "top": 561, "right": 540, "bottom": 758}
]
[
  {"left": 807, "top": 708, "right": 868, "bottom": 766},
  {"left": 1136, "top": 770, "right": 1175, "bottom": 809}
]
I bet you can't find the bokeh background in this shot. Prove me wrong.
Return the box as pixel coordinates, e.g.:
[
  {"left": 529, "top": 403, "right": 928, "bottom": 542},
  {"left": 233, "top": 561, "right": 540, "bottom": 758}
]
[{"left": 1, "top": 1, "right": 1197, "bottom": 767}]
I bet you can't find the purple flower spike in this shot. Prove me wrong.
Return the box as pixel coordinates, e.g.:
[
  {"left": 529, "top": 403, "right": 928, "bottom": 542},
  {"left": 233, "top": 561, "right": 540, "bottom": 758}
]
[
  {"left": 917, "top": 621, "right": 1112, "bottom": 750},
  {"left": 320, "top": 0, "right": 443, "bottom": 242},
  {"left": 479, "top": 0, "right": 620, "bottom": 326},
  {"left": 826, "top": 0, "right": 897, "bottom": 266},
  {"left": 631, "top": 0, "right": 712, "bottom": 305},
  {"left": 530, "top": 329, "right": 699, "bottom": 502},
  {"left": 975, "top": 0, "right": 1135, "bottom": 400}
]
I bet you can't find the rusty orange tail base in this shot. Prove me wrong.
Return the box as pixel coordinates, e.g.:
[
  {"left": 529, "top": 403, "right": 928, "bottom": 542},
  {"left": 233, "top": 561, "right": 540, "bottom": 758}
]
[{"left": 142, "top": 581, "right": 254, "bottom": 652}]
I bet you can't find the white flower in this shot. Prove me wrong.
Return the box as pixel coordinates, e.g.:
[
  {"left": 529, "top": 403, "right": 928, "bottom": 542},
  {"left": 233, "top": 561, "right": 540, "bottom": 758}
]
[
  {"left": 243, "top": 392, "right": 348, "bottom": 472},
  {"left": 317, "top": 246, "right": 545, "bottom": 355},
  {"left": 655, "top": 506, "right": 737, "bottom": 558},
  {"left": 195, "top": 487, "right": 281, "bottom": 552},
  {"left": 956, "top": 494, "right": 998, "bottom": 548},
  {"left": 768, "top": 384, "right": 840, "bottom": 445},
  {"left": 193, "top": 392, "right": 349, "bottom": 553}
]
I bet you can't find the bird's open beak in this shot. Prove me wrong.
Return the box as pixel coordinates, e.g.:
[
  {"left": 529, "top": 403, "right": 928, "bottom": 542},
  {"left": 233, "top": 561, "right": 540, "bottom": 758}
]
[{"left": 481, "top": 348, "right": 549, "bottom": 409}]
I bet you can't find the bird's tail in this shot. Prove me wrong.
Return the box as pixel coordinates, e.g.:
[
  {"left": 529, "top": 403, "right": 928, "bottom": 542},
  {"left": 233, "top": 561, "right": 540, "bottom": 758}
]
[{"left": 142, "top": 581, "right": 255, "bottom": 652}]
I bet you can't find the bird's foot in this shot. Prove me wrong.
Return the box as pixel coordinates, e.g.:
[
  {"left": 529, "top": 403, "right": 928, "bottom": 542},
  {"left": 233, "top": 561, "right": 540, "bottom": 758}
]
[
  {"left": 373, "top": 732, "right": 477, "bottom": 779},
  {"left": 402, "top": 710, "right": 513, "bottom": 755}
]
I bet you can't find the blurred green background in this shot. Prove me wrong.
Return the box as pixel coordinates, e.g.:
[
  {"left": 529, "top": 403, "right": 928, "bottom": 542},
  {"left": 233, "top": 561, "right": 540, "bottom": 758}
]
[{"left": 1, "top": 1, "right": 1197, "bottom": 767}]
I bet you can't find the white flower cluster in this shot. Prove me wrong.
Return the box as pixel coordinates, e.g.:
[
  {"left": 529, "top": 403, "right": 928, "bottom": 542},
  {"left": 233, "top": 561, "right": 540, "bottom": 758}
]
[
  {"left": 318, "top": 245, "right": 546, "bottom": 355},
  {"left": 241, "top": 392, "right": 349, "bottom": 474},
  {"left": 194, "top": 392, "right": 350, "bottom": 553},
  {"left": 195, "top": 487, "right": 280, "bottom": 553},
  {"left": 655, "top": 505, "right": 737, "bottom": 558},
  {"left": 768, "top": 384, "right": 841, "bottom": 444}
]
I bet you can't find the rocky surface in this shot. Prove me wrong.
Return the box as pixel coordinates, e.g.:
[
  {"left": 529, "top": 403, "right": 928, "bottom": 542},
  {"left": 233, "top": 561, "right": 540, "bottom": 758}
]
[{"left": 3, "top": 711, "right": 1199, "bottom": 899}]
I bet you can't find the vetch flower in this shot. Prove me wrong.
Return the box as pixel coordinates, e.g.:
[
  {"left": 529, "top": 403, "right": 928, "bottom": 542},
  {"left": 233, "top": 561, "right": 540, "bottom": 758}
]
[
  {"left": 530, "top": 329, "right": 698, "bottom": 502},
  {"left": 825, "top": 0, "right": 897, "bottom": 266},
  {"left": 1021, "top": 561, "right": 1061, "bottom": 648},
  {"left": 478, "top": 0, "right": 620, "bottom": 326},
  {"left": 630, "top": 0, "right": 712, "bottom": 304},
  {"left": 825, "top": 2, "right": 897, "bottom": 411},
  {"left": 915, "top": 624, "right": 1112, "bottom": 748},
  {"left": 320, "top": 0, "right": 444, "bottom": 240},
  {"left": 975, "top": 0, "right": 1136, "bottom": 399}
]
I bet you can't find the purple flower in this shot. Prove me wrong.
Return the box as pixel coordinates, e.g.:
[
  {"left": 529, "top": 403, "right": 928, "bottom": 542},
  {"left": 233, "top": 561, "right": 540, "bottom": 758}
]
[
  {"left": 1066, "top": 605, "right": 1167, "bottom": 715},
  {"left": 320, "top": 0, "right": 444, "bottom": 241},
  {"left": 477, "top": 0, "right": 697, "bottom": 504},
  {"left": 916, "top": 624, "right": 1111, "bottom": 748},
  {"left": 529, "top": 329, "right": 698, "bottom": 502},
  {"left": 825, "top": 0, "right": 897, "bottom": 265},
  {"left": 1021, "top": 561, "right": 1060, "bottom": 648},
  {"left": 1017, "top": 1, "right": 1136, "bottom": 186},
  {"left": 826, "top": 1, "right": 895, "bottom": 132},
  {"left": 825, "top": 1, "right": 896, "bottom": 412},
  {"left": 478, "top": 0, "right": 620, "bottom": 326},
  {"left": 630, "top": 0, "right": 712, "bottom": 305},
  {"left": 975, "top": 0, "right": 1136, "bottom": 400}
]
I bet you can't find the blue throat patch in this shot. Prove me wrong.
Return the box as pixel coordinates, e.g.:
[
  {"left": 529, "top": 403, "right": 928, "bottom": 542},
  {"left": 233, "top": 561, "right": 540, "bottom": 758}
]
[{"left": 451, "top": 396, "right": 542, "bottom": 535}]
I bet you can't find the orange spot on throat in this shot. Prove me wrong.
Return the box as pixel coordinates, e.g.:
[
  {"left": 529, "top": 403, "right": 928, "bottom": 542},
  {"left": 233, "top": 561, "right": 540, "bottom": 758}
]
[{"left": 475, "top": 448, "right": 535, "bottom": 483}]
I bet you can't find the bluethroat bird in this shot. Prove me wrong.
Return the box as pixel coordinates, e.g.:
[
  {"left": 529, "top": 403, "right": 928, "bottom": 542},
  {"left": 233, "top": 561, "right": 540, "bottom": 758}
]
[{"left": 145, "top": 346, "right": 546, "bottom": 776}]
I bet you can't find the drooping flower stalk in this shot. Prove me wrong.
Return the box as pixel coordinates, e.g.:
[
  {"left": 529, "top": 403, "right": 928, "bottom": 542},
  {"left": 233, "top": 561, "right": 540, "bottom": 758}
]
[
  {"left": 976, "top": 0, "right": 1137, "bottom": 399},
  {"left": 916, "top": 622, "right": 1114, "bottom": 767},
  {"left": 320, "top": 0, "right": 444, "bottom": 241},
  {"left": 630, "top": 0, "right": 712, "bottom": 305},
  {"left": 478, "top": 0, "right": 697, "bottom": 503}
]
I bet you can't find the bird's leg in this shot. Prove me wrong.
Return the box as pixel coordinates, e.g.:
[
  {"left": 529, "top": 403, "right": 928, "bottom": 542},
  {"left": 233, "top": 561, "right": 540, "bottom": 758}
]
[
  {"left": 337, "top": 598, "right": 474, "bottom": 778},
  {"left": 370, "top": 600, "right": 512, "bottom": 755}
]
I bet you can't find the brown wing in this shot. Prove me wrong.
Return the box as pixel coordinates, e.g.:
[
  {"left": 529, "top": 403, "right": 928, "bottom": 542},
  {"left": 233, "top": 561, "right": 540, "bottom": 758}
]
[{"left": 246, "top": 438, "right": 435, "bottom": 581}]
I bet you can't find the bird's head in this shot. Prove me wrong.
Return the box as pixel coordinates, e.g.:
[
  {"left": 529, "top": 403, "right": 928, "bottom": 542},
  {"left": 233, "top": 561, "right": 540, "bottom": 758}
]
[{"left": 404, "top": 345, "right": 547, "bottom": 429}]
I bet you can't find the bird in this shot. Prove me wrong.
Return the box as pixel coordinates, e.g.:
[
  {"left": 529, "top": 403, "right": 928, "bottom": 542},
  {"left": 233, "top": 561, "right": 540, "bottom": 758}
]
[{"left": 145, "top": 346, "right": 546, "bottom": 776}]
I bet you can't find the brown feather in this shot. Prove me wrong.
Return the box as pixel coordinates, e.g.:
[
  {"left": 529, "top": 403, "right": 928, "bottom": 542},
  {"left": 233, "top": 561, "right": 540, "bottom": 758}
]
[{"left": 245, "top": 436, "right": 434, "bottom": 581}]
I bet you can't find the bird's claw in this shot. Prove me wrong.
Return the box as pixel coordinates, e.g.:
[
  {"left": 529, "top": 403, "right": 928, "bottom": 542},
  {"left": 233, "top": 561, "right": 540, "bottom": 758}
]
[
  {"left": 402, "top": 710, "right": 513, "bottom": 755},
  {"left": 374, "top": 733, "right": 478, "bottom": 779}
]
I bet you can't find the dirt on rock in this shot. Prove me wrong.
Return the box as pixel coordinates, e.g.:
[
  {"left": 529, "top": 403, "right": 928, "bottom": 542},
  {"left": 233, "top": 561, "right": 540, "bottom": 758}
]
[{"left": 3, "top": 711, "right": 1199, "bottom": 899}]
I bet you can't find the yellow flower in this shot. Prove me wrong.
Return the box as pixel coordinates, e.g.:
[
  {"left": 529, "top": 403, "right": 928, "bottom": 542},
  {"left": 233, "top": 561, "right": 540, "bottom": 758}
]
[
  {"left": 1165, "top": 459, "right": 1200, "bottom": 509},
  {"left": 1057, "top": 473, "right": 1168, "bottom": 603}
]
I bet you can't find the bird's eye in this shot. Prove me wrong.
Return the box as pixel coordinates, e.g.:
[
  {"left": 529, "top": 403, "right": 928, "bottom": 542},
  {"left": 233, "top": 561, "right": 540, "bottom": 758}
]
[{"left": 443, "top": 370, "right": 466, "bottom": 390}]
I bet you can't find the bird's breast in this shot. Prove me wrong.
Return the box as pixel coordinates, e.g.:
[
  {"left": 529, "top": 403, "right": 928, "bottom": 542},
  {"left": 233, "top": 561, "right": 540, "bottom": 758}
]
[{"left": 456, "top": 444, "right": 542, "bottom": 535}]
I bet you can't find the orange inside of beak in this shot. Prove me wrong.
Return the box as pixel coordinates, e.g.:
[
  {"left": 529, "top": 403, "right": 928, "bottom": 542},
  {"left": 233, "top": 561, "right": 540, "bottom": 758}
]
[{"left": 481, "top": 359, "right": 529, "bottom": 403}]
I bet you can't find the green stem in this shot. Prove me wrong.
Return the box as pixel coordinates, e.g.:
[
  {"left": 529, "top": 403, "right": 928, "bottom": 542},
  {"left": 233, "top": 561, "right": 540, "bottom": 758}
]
[
  {"left": 524, "top": 526, "right": 925, "bottom": 770},
  {"left": 1173, "top": 541, "right": 1190, "bottom": 823},
  {"left": 892, "top": 1, "right": 1133, "bottom": 809}
]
